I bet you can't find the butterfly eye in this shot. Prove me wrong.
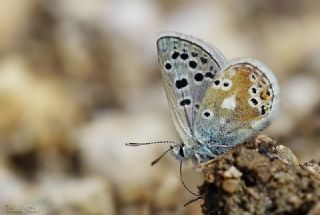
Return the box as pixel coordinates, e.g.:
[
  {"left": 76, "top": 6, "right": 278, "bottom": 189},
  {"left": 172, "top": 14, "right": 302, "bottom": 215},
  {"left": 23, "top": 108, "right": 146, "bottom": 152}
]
[
  {"left": 221, "top": 79, "right": 232, "bottom": 91},
  {"left": 179, "top": 146, "right": 185, "bottom": 157},
  {"left": 202, "top": 109, "right": 213, "bottom": 119}
]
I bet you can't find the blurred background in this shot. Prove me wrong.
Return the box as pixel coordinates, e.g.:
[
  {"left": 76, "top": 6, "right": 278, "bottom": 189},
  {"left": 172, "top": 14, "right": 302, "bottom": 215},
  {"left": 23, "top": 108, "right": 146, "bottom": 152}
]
[{"left": 0, "top": 0, "right": 319, "bottom": 214}]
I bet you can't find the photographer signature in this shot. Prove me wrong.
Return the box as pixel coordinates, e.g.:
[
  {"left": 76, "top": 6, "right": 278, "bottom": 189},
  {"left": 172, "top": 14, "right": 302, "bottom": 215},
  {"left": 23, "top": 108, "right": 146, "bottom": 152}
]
[{"left": 3, "top": 205, "right": 40, "bottom": 215}]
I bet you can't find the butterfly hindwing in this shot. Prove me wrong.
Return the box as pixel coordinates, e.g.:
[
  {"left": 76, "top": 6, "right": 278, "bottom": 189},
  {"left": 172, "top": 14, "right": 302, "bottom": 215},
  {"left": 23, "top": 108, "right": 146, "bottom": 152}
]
[
  {"left": 194, "top": 58, "right": 280, "bottom": 148},
  {"left": 157, "top": 32, "right": 227, "bottom": 147}
]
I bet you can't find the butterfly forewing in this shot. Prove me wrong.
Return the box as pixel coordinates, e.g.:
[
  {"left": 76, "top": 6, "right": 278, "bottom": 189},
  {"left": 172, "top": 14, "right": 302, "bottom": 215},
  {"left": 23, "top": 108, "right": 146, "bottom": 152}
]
[{"left": 157, "top": 32, "right": 227, "bottom": 147}]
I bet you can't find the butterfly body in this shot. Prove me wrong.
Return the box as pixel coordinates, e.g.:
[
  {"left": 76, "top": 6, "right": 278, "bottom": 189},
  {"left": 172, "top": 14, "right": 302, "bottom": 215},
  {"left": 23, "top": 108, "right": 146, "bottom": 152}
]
[{"left": 156, "top": 32, "right": 280, "bottom": 163}]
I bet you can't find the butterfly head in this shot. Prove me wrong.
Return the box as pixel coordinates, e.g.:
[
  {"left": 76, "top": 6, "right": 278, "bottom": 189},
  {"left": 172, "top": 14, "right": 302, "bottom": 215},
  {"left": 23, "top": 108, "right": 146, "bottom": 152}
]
[{"left": 171, "top": 143, "right": 191, "bottom": 161}]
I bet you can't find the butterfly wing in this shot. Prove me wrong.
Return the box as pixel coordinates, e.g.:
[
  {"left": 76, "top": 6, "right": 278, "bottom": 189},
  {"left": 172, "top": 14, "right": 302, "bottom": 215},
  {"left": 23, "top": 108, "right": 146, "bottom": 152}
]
[
  {"left": 194, "top": 58, "right": 280, "bottom": 149},
  {"left": 157, "top": 32, "right": 227, "bottom": 147}
]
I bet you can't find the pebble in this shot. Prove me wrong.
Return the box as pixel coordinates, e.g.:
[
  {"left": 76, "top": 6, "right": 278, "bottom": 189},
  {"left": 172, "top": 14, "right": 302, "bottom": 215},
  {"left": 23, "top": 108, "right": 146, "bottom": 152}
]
[
  {"left": 222, "top": 179, "right": 239, "bottom": 194},
  {"left": 223, "top": 166, "right": 243, "bottom": 179}
]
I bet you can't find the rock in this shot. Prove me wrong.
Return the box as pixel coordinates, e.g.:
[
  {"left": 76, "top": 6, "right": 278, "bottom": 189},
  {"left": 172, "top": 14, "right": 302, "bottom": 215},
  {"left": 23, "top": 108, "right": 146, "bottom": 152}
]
[
  {"left": 222, "top": 179, "right": 239, "bottom": 194},
  {"left": 275, "top": 145, "right": 300, "bottom": 166},
  {"left": 223, "top": 166, "right": 243, "bottom": 179},
  {"left": 200, "top": 135, "right": 320, "bottom": 215},
  {"left": 304, "top": 160, "right": 320, "bottom": 180}
]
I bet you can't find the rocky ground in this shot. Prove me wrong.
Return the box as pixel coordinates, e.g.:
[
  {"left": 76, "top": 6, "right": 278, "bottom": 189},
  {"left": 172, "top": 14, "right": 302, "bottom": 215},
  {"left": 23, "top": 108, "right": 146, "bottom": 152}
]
[{"left": 200, "top": 135, "right": 320, "bottom": 215}]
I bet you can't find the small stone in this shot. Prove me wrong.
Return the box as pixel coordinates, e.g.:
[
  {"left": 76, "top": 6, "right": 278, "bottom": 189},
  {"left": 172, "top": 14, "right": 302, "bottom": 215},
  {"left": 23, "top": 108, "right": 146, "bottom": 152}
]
[
  {"left": 288, "top": 195, "right": 301, "bottom": 207},
  {"left": 275, "top": 145, "right": 300, "bottom": 166},
  {"left": 222, "top": 179, "right": 239, "bottom": 194},
  {"left": 204, "top": 173, "right": 215, "bottom": 183},
  {"left": 200, "top": 135, "right": 320, "bottom": 214},
  {"left": 273, "top": 172, "right": 294, "bottom": 184},
  {"left": 223, "top": 166, "right": 243, "bottom": 179},
  {"left": 247, "top": 188, "right": 259, "bottom": 200},
  {"left": 304, "top": 160, "right": 320, "bottom": 180}
]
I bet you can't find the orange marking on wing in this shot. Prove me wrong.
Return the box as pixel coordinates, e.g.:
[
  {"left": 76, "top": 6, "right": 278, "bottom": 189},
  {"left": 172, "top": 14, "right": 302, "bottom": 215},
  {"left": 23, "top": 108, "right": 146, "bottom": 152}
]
[{"left": 260, "top": 89, "right": 271, "bottom": 101}]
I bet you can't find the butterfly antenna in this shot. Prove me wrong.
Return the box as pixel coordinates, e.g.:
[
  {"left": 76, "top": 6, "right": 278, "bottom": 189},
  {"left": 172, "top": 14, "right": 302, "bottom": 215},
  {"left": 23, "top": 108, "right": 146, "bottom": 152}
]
[
  {"left": 184, "top": 196, "right": 202, "bottom": 207},
  {"left": 150, "top": 146, "right": 173, "bottom": 166},
  {"left": 126, "top": 141, "right": 178, "bottom": 146},
  {"left": 180, "top": 161, "right": 200, "bottom": 197}
]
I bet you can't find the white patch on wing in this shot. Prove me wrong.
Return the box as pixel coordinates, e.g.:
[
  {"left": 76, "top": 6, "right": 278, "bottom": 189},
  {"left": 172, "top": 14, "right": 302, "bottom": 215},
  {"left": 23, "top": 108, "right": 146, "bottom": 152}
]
[
  {"left": 221, "top": 95, "right": 236, "bottom": 110},
  {"left": 228, "top": 68, "right": 236, "bottom": 77}
]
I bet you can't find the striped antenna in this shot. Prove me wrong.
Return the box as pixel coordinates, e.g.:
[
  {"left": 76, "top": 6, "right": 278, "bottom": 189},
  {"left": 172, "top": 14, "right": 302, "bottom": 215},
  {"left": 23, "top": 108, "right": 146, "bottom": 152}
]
[{"left": 125, "top": 141, "right": 179, "bottom": 146}]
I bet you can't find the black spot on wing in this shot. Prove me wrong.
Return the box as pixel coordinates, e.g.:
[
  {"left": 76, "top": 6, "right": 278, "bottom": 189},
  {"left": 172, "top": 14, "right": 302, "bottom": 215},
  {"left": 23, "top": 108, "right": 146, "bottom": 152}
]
[
  {"left": 180, "top": 99, "right": 191, "bottom": 106},
  {"left": 194, "top": 73, "right": 204, "bottom": 82},
  {"left": 165, "top": 63, "right": 172, "bottom": 70},
  {"left": 171, "top": 52, "right": 179, "bottom": 59},
  {"left": 175, "top": 79, "right": 188, "bottom": 89},
  {"left": 180, "top": 53, "right": 189, "bottom": 60},
  {"left": 200, "top": 57, "right": 208, "bottom": 64},
  {"left": 189, "top": 61, "right": 197, "bottom": 69},
  {"left": 251, "top": 98, "right": 258, "bottom": 105},
  {"left": 205, "top": 72, "right": 214, "bottom": 79},
  {"left": 261, "top": 105, "right": 266, "bottom": 115}
]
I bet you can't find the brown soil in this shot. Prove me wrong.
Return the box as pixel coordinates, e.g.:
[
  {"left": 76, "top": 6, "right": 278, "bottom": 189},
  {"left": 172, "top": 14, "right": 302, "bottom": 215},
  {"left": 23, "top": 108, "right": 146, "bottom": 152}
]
[{"left": 199, "top": 135, "right": 320, "bottom": 215}]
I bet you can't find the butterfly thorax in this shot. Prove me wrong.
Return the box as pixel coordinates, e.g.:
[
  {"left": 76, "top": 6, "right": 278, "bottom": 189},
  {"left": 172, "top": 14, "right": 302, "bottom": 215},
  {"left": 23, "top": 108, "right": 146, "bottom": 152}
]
[{"left": 172, "top": 142, "right": 230, "bottom": 163}]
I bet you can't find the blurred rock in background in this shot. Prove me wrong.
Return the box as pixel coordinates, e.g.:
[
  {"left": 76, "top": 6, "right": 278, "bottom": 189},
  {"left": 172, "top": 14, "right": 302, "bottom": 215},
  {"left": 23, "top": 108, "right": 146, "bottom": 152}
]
[{"left": 0, "top": 0, "right": 319, "bottom": 214}]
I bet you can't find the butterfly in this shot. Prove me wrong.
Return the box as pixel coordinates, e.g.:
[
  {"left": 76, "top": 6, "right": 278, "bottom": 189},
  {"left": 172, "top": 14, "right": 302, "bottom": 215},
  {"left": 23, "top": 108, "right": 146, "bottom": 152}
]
[{"left": 127, "top": 31, "right": 280, "bottom": 165}]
